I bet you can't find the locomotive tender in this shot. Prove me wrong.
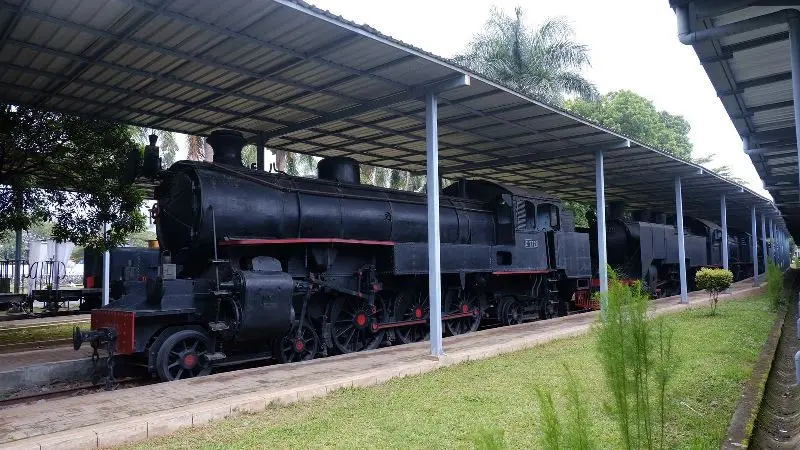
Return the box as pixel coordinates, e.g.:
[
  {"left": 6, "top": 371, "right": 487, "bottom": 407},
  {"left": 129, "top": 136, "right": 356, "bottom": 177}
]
[{"left": 75, "top": 130, "right": 592, "bottom": 381}]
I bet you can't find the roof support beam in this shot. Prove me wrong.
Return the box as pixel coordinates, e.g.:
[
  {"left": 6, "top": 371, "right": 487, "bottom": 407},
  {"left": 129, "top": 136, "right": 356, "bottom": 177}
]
[
  {"left": 738, "top": 72, "right": 793, "bottom": 89},
  {"left": 745, "top": 143, "right": 797, "bottom": 155},
  {"left": 765, "top": 173, "right": 800, "bottom": 185},
  {"left": 262, "top": 75, "right": 470, "bottom": 140},
  {"left": 0, "top": 0, "right": 29, "bottom": 51},
  {"left": 721, "top": 31, "right": 790, "bottom": 53},
  {"left": 790, "top": 15, "right": 800, "bottom": 202},
  {"left": 0, "top": 81, "right": 260, "bottom": 136},
  {"left": 3, "top": 62, "right": 291, "bottom": 129},
  {"left": 676, "top": 5, "right": 799, "bottom": 45},
  {"left": 441, "top": 140, "right": 631, "bottom": 174},
  {"left": 34, "top": 0, "right": 175, "bottom": 106},
  {"left": 749, "top": 127, "right": 797, "bottom": 144}
]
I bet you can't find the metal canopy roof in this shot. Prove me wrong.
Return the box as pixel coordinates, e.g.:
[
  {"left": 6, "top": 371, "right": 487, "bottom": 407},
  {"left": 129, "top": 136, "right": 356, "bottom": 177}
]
[
  {"left": 670, "top": 0, "right": 797, "bottom": 235},
  {"left": 0, "top": 0, "right": 783, "bottom": 233}
]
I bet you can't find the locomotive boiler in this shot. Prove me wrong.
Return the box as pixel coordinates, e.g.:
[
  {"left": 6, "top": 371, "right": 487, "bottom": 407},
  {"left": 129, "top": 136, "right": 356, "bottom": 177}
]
[{"left": 75, "top": 129, "right": 593, "bottom": 382}]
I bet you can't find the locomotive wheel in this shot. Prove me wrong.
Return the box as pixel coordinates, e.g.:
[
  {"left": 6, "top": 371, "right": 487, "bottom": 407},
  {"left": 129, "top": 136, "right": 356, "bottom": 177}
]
[
  {"left": 444, "top": 290, "right": 482, "bottom": 336},
  {"left": 539, "top": 300, "right": 557, "bottom": 320},
  {"left": 329, "top": 295, "right": 386, "bottom": 354},
  {"left": 155, "top": 328, "right": 212, "bottom": 382},
  {"left": 393, "top": 291, "right": 430, "bottom": 344},
  {"left": 501, "top": 298, "right": 523, "bottom": 326},
  {"left": 275, "top": 322, "right": 319, "bottom": 363}
]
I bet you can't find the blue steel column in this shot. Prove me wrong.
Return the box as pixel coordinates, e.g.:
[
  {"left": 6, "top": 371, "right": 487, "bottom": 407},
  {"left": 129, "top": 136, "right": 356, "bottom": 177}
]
[
  {"left": 721, "top": 194, "right": 729, "bottom": 271},
  {"left": 675, "top": 176, "right": 688, "bottom": 303},
  {"left": 425, "top": 92, "right": 443, "bottom": 357},
  {"left": 752, "top": 207, "right": 759, "bottom": 285},
  {"left": 790, "top": 16, "right": 800, "bottom": 196},
  {"left": 102, "top": 223, "right": 110, "bottom": 307},
  {"left": 769, "top": 220, "right": 775, "bottom": 263},
  {"left": 761, "top": 214, "right": 768, "bottom": 271},
  {"left": 595, "top": 149, "right": 608, "bottom": 301}
]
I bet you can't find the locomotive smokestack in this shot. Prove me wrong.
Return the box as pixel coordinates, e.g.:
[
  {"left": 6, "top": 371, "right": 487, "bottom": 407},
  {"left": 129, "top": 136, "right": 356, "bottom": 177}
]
[
  {"left": 206, "top": 130, "right": 246, "bottom": 167},
  {"left": 317, "top": 157, "right": 361, "bottom": 184}
]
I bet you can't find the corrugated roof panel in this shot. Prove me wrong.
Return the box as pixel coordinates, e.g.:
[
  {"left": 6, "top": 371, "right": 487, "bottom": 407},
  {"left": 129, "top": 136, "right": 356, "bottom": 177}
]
[{"left": 0, "top": 0, "right": 780, "bottom": 232}]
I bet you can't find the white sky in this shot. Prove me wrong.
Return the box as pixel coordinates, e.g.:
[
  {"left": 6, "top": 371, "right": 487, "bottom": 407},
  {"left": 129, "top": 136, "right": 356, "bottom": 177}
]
[{"left": 175, "top": 0, "right": 765, "bottom": 196}]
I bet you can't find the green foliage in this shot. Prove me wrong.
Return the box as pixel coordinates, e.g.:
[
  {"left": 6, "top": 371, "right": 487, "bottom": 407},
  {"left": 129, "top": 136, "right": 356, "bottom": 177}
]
[
  {"left": 565, "top": 90, "right": 693, "bottom": 160},
  {"left": 564, "top": 200, "right": 591, "bottom": 228},
  {"left": 454, "top": 7, "right": 597, "bottom": 104},
  {"left": 765, "top": 261, "right": 784, "bottom": 310},
  {"left": 536, "top": 365, "right": 594, "bottom": 449},
  {"left": 126, "top": 230, "right": 157, "bottom": 247},
  {"left": 564, "top": 91, "right": 740, "bottom": 181},
  {"left": 695, "top": 267, "right": 733, "bottom": 315},
  {"left": 536, "top": 387, "right": 561, "bottom": 449},
  {"left": 1, "top": 104, "right": 146, "bottom": 250},
  {"left": 132, "top": 297, "right": 774, "bottom": 449},
  {"left": 596, "top": 271, "right": 675, "bottom": 449}
]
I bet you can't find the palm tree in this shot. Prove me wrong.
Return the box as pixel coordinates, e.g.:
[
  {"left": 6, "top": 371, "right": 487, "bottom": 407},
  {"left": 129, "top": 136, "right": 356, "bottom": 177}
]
[
  {"left": 286, "top": 153, "right": 317, "bottom": 177},
  {"left": 187, "top": 135, "right": 205, "bottom": 161},
  {"left": 454, "top": 7, "right": 597, "bottom": 104}
]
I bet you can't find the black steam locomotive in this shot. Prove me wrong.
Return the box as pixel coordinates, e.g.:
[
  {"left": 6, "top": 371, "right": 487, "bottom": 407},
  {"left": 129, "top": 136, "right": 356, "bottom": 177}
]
[
  {"left": 589, "top": 205, "right": 758, "bottom": 296},
  {"left": 75, "top": 130, "right": 593, "bottom": 381}
]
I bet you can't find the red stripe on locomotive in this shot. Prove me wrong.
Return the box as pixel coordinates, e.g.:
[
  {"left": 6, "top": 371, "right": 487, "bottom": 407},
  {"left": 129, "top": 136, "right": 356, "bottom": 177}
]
[{"left": 91, "top": 310, "right": 135, "bottom": 354}]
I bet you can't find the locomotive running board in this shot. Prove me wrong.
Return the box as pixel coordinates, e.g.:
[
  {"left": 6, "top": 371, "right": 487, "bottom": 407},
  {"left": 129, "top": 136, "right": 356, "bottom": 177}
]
[{"left": 220, "top": 238, "right": 395, "bottom": 246}]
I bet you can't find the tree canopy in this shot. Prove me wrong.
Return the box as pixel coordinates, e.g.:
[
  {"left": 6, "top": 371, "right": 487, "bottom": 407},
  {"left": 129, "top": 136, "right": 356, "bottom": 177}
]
[
  {"left": 454, "top": 7, "right": 597, "bottom": 104},
  {"left": 565, "top": 90, "right": 694, "bottom": 160},
  {"left": 0, "top": 104, "right": 146, "bottom": 250}
]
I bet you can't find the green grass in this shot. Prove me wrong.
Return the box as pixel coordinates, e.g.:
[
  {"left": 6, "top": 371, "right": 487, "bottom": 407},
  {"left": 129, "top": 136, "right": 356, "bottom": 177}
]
[
  {"left": 131, "top": 297, "right": 775, "bottom": 450},
  {"left": 0, "top": 323, "right": 79, "bottom": 346}
]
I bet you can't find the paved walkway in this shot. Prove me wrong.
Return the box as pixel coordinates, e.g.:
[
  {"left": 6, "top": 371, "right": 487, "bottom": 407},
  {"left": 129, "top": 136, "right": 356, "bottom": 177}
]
[{"left": 0, "top": 280, "right": 763, "bottom": 449}]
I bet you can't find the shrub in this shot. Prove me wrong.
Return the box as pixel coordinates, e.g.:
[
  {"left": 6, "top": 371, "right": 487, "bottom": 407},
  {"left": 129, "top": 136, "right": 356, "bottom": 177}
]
[
  {"left": 695, "top": 268, "right": 733, "bottom": 315},
  {"left": 535, "top": 364, "right": 593, "bottom": 450},
  {"left": 596, "top": 269, "right": 675, "bottom": 450},
  {"left": 765, "top": 261, "right": 784, "bottom": 310}
]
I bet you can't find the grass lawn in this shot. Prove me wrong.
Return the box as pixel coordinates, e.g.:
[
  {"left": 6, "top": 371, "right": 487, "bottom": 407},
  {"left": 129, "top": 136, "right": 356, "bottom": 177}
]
[
  {"left": 131, "top": 296, "right": 775, "bottom": 449},
  {"left": 0, "top": 322, "right": 79, "bottom": 346}
]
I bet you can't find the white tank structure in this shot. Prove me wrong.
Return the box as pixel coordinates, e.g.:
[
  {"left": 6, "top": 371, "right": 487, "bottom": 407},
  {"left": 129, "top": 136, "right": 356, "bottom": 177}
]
[{"left": 26, "top": 240, "right": 75, "bottom": 292}]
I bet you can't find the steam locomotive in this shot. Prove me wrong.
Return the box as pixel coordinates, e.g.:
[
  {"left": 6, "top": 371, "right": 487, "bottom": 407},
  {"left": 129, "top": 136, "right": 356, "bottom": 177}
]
[
  {"left": 75, "top": 130, "right": 593, "bottom": 381},
  {"left": 590, "top": 205, "right": 758, "bottom": 296}
]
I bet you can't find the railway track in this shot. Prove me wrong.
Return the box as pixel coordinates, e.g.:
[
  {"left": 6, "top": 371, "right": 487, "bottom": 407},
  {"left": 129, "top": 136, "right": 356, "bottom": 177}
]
[
  {"left": 0, "top": 310, "right": 89, "bottom": 323},
  {"left": 0, "top": 339, "right": 73, "bottom": 354},
  {"left": 0, "top": 378, "right": 151, "bottom": 409}
]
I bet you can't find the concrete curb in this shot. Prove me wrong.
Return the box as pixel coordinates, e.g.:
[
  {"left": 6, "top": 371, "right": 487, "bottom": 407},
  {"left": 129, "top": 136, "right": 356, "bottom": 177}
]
[
  {"left": 0, "top": 357, "right": 103, "bottom": 398},
  {"left": 1, "top": 284, "right": 765, "bottom": 450},
  {"left": 723, "top": 305, "right": 786, "bottom": 449}
]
